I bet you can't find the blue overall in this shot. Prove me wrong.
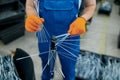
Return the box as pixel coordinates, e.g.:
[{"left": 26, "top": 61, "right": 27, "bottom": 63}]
[{"left": 36, "top": 0, "right": 81, "bottom": 80}]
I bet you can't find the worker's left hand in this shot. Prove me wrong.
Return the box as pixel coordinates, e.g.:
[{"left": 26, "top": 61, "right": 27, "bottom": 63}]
[{"left": 68, "top": 17, "right": 86, "bottom": 36}]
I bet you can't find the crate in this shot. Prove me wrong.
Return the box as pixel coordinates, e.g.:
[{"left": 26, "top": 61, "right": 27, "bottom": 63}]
[
  {"left": 98, "top": 1, "right": 112, "bottom": 16},
  {"left": 0, "top": 22, "right": 25, "bottom": 44},
  {"left": 0, "top": 0, "right": 25, "bottom": 27},
  {"left": 0, "top": 0, "right": 25, "bottom": 44}
]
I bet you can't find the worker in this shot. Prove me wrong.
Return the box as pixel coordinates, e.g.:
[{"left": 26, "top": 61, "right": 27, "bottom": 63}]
[{"left": 25, "top": 0, "right": 96, "bottom": 80}]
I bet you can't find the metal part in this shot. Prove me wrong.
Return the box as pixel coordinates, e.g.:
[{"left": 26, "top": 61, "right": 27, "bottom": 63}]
[
  {"left": 55, "top": 33, "right": 69, "bottom": 46},
  {"left": 51, "top": 36, "right": 57, "bottom": 53}
]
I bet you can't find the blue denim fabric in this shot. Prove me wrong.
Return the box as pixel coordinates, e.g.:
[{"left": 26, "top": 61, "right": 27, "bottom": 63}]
[{"left": 37, "top": 0, "right": 81, "bottom": 80}]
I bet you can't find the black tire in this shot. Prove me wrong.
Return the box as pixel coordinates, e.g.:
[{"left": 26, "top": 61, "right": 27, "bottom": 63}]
[
  {"left": 75, "top": 77, "right": 88, "bottom": 80},
  {"left": 107, "top": 11, "right": 111, "bottom": 16},
  {"left": 13, "top": 48, "right": 36, "bottom": 80}
]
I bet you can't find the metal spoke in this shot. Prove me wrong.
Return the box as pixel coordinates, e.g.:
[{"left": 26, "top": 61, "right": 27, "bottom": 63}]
[
  {"left": 56, "top": 35, "right": 69, "bottom": 46},
  {"left": 57, "top": 45, "right": 77, "bottom": 58},
  {"left": 55, "top": 33, "right": 69, "bottom": 39},
  {"left": 57, "top": 51, "right": 76, "bottom": 61},
  {"left": 60, "top": 44, "right": 80, "bottom": 53},
  {"left": 43, "top": 26, "right": 50, "bottom": 38},
  {"left": 59, "top": 39, "right": 80, "bottom": 42},
  {"left": 62, "top": 42, "right": 80, "bottom": 47},
  {"left": 16, "top": 51, "right": 49, "bottom": 60}
]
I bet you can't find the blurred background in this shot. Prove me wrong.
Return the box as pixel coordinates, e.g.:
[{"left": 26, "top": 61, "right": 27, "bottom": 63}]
[{"left": 0, "top": 0, "right": 120, "bottom": 80}]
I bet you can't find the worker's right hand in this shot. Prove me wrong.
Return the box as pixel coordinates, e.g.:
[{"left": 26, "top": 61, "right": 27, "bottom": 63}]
[{"left": 25, "top": 15, "right": 44, "bottom": 32}]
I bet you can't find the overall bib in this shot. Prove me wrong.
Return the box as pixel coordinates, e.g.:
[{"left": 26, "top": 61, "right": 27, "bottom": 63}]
[{"left": 36, "top": 0, "right": 82, "bottom": 80}]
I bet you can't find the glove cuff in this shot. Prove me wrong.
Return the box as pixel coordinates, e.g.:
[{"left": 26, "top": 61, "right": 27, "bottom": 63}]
[
  {"left": 78, "top": 17, "right": 87, "bottom": 32},
  {"left": 78, "top": 17, "right": 86, "bottom": 24}
]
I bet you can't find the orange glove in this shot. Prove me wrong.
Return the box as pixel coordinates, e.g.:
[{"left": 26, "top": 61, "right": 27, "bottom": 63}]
[
  {"left": 25, "top": 15, "right": 44, "bottom": 32},
  {"left": 68, "top": 17, "right": 86, "bottom": 36}
]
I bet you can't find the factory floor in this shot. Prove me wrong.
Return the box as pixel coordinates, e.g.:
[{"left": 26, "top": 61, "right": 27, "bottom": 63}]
[{"left": 0, "top": 1, "right": 120, "bottom": 80}]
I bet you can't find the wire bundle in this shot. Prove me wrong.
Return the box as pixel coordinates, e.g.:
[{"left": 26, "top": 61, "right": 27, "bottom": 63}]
[
  {"left": 76, "top": 50, "right": 120, "bottom": 80},
  {"left": 0, "top": 55, "right": 20, "bottom": 80},
  {"left": 102, "top": 57, "right": 120, "bottom": 80},
  {"left": 76, "top": 51, "right": 102, "bottom": 80}
]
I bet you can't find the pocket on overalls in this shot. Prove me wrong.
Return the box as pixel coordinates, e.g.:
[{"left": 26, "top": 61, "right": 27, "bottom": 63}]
[{"left": 44, "top": 1, "right": 75, "bottom": 25}]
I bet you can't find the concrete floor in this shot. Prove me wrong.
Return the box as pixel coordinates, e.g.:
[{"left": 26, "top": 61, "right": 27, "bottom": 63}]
[
  {"left": 81, "top": 1, "right": 120, "bottom": 57},
  {"left": 0, "top": 1, "right": 120, "bottom": 80}
]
